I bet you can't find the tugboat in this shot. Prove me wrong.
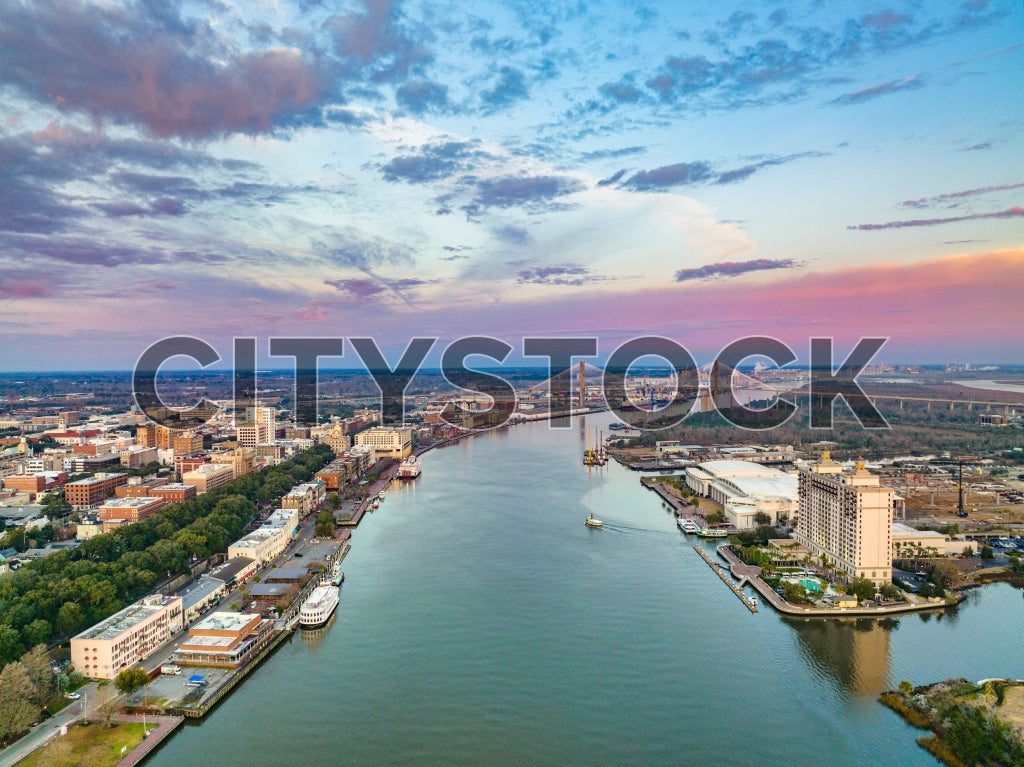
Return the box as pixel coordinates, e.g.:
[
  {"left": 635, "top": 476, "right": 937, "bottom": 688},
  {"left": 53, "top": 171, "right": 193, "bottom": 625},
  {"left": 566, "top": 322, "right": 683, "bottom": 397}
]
[{"left": 585, "top": 514, "right": 603, "bottom": 528}]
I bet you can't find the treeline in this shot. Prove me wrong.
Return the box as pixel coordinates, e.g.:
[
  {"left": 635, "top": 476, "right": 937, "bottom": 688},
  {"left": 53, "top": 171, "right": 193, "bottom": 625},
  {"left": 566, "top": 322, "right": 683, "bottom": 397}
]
[{"left": 0, "top": 444, "right": 334, "bottom": 668}]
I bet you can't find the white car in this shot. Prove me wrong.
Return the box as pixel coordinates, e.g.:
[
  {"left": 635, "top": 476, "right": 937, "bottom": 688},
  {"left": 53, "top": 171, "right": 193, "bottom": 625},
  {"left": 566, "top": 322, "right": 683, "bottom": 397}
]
[{"left": 65, "top": 692, "right": 81, "bottom": 700}]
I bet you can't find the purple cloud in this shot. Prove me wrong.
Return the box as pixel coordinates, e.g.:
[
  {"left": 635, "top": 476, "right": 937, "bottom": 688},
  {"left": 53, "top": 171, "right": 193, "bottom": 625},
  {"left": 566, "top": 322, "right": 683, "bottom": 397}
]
[
  {"left": 848, "top": 207, "right": 1024, "bottom": 231},
  {"left": 0, "top": 0, "right": 334, "bottom": 139},
  {"left": 901, "top": 181, "right": 1024, "bottom": 208},
  {"left": 831, "top": 75, "right": 924, "bottom": 105},
  {"left": 516, "top": 264, "right": 609, "bottom": 286},
  {"left": 619, "top": 162, "right": 714, "bottom": 191},
  {"left": 674, "top": 258, "right": 798, "bottom": 282}
]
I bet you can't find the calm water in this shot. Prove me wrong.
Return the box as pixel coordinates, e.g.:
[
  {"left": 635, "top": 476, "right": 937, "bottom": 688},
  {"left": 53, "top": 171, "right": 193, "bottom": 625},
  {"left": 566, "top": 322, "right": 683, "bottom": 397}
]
[{"left": 150, "top": 415, "right": 1024, "bottom": 766}]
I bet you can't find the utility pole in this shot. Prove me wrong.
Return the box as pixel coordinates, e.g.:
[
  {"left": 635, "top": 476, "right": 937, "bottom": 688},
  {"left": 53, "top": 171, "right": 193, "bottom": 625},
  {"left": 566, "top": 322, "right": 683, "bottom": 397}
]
[{"left": 958, "top": 460, "right": 965, "bottom": 516}]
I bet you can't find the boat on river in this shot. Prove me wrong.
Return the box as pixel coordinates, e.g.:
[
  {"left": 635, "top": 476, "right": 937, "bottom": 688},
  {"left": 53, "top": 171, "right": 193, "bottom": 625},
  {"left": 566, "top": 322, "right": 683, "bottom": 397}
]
[
  {"left": 299, "top": 581, "right": 340, "bottom": 628},
  {"left": 585, "top": 515, "right": 603, "bottom": 528}
]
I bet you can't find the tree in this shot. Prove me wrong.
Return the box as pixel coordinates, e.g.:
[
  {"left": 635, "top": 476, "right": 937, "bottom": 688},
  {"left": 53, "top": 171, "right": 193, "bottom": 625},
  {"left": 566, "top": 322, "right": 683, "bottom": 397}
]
[
  {"left": 898, "top": 680, "right": 914, "bottom": 694},
  {"left": 847, "top": 578, "right": 876, "bottom": 602},
  {"left": 918, "top": 582, "right": 934, "bottom": 598},
  {"left": 314, "top": 510, "right": 336, "bottom": 538},
  {"left": 20, "top": 645, "right": 55, "bottom": 707},
  {"left": 21, "top": 619, "right": 51, "bottom": 648},
  {"left": 705, "top": 511, "right": 724, "bottom": 526},
  {"left": 328, "top": 492, "right": 341, "bottom": 510},
  {"left": 114, "top": 667, "right": 150, "bottom": 701},
  {"left": 753, "top": 511, "right": 772, "bottom": 527},
  {"left": 879, "top": 583, "right": 903, "bottom": 602},
  {"left": 962, "top": 545, "right": 974, "bottom": 558},
  {"left": 55, "top": 602, "right": 86, "bottom": 636},
  {"left": 0, "top": 661, "right": 39, "bottom": 743},
  {"left": 980, "top": 545, "right": 995, "bottom": 560},
  {"left": 0, "top": 625, "right": 24, "bottom": 667},
  {"left": 781, "top": 581, "right": 810, "bottom": 604}
]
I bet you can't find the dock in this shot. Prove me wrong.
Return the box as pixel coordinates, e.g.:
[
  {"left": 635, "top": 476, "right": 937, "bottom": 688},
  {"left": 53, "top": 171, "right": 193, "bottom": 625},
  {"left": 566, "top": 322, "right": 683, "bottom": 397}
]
[{"left": 693, "top": 544, "right": 758, "bottom": 613}]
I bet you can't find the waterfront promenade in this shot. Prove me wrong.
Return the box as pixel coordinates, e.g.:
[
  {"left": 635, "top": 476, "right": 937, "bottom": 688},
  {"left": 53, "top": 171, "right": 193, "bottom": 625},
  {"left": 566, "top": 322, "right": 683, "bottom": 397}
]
[
  {"left": 713, "top": 545, "right": 962, "bottom": 617},
  {"left": 113, "top": 714, "right": 183, "bottom": 767}
]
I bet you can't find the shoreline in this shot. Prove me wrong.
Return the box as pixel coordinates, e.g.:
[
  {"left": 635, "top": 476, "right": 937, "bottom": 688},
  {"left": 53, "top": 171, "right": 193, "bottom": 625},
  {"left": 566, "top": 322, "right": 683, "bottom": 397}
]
[{"left": 714, "top": 545, "right": 963, "bottom": 618}]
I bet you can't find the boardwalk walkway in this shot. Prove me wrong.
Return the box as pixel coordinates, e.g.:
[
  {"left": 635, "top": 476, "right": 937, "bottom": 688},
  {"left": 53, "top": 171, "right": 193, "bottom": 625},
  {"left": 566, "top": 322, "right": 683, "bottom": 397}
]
[{"left": 112, "top": 714, "right": 183, "bottom": 767}]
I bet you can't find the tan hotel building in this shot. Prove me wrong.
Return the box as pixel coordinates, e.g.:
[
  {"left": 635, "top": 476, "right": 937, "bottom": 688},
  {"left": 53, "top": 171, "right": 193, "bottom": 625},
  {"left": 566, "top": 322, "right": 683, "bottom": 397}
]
[
  {"left": 355, "top": 426, "right": 412, "bottom": 460},
  {"left": 796, "top": 455, "right": 894, "bottom": 586},
  {"left": 71, "top": 594, "right": 184, "bottom": 679},
  {"left": 181, "top": 463, "right": 234, "bottom": 494}
]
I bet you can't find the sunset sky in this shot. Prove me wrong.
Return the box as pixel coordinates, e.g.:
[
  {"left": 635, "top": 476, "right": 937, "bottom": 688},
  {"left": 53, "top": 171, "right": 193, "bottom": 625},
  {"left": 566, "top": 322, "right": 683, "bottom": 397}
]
[{"left": 0, "top": 0, "right": 1022, "bottom": 370}]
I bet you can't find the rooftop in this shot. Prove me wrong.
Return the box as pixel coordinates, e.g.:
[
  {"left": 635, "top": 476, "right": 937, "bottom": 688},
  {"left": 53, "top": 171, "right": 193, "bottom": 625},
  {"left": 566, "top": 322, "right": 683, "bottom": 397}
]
[
  {"left": 66, "top": 472, "right": 127, "bottom": 486},
  {"left": 190, "top": 611, "right": 258, "bottom": 634},
  {"left": 74, "top": 595, "right": 179, "bottom": 641},
  {"left": 99, "top": 496, "right": 161, "bottom": 509}
]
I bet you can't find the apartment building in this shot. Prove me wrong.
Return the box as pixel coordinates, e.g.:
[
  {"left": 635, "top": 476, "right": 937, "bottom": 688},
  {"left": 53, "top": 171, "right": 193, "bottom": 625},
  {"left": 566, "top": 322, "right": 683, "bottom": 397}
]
[{"left": 71, "top": 595, "right": 184, "bottom": 679}]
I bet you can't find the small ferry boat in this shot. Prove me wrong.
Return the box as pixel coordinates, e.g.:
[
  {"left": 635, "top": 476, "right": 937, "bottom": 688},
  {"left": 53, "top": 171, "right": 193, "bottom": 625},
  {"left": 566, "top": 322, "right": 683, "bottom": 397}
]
[
  {"left": 378, "top": 490, "right": 386, "bottom": 500},
  {"left": 331, "top": 561, "right": 345, "bottom": 586},
  {"left": 697, "top": 527, "right": 728, "bottom": 539},
  {"left": 299, "top": 581, "right": 340, "bottom": 628},
  {"left": 585, "top": 515, "right": 603, "bottom": 528},
  {"left": 371, "top": 500, "right": 379, "bottom": 509},
  {"left": 677, "top": 518, "right": 701, "bottom": 534}
]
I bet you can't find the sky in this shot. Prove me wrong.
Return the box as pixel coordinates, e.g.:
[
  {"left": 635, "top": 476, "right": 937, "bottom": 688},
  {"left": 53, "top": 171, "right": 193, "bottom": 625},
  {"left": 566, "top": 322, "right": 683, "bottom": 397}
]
[{"left": 0, "top": 0, "right": 1022, "bottom": 371}]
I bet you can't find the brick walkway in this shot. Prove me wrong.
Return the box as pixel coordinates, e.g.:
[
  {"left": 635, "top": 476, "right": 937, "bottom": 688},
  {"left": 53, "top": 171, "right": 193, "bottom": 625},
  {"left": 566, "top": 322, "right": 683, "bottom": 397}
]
[{"left": 112, "top": 714, "right": 183, "bottom": 767}]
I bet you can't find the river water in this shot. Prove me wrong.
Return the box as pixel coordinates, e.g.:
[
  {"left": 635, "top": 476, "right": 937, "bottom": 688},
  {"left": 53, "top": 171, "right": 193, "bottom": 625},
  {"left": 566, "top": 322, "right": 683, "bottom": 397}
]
[{"left": 149, "top": 414, "right": 1024, "bottom": 766}]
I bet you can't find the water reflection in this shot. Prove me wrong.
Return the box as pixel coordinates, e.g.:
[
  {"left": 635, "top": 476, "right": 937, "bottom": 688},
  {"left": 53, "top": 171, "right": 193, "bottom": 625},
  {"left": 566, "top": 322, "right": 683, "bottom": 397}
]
[
  {"left": 299, "top": 612, "right": 337, "bottom": 647},
  {"left": 787, "top": 617, "right": 894, "bottom": 696}
]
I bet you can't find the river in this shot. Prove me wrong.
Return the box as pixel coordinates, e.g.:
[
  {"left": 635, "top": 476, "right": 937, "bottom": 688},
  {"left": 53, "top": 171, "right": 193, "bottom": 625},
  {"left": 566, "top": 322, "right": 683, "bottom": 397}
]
[{"left": 148, "top": 414, "right": 1024, "bottom": 766}]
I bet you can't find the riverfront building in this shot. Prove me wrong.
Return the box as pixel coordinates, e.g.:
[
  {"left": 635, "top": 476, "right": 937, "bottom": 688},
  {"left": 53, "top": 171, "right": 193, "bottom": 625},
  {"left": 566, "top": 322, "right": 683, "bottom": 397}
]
[
  {"left": 795, "top": 455, "right": 894, "bottom": 586},
  {"left": 892, "top": 523, "right": 953, "bottom": 556},
  {"left": 71, "top": 594, "right": 184, "bottom": 679},
  {"left": 685, "top": 460, "right": 798, "bottom": 529},
  {"left": 355, "top": 426, "right": 412, "bottom": 460},
  {"left": 173, "top": 612, "right": 275, "bottom": 669},
  {"left": 227, "top": 507, "right": 299, "bottom": 565},
  {"left": 281, "top": 481, "right": 325, "bottom": 518}
]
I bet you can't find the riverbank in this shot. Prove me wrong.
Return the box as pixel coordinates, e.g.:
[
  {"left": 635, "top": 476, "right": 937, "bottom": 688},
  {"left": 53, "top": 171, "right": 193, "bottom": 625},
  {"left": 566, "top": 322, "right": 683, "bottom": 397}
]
[
  {"left": 880, "top": 678, "right": 1024, "bottom": 766},
  {"left": 715, "top": 545, "right": 963, "bottom": 617}
]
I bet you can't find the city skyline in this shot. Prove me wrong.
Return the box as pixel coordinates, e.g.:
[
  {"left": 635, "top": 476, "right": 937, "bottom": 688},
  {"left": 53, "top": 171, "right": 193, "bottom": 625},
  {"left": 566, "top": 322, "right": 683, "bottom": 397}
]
[{"left": 1, "top": 0, "right": 1023, "bottom": 369}]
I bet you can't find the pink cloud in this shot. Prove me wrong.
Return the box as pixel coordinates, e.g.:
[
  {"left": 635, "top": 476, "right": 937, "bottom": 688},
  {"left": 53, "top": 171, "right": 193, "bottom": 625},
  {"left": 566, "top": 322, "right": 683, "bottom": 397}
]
[{"left": 0, "top": 281, "right": 54, "bottom": 299}]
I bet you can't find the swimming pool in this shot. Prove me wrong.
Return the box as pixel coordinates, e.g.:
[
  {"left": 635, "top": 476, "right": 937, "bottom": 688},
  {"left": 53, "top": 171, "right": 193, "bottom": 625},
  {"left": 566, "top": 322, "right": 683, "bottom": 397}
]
[{"left": 798, "top": 578, "right": 823, "bottom": 592}]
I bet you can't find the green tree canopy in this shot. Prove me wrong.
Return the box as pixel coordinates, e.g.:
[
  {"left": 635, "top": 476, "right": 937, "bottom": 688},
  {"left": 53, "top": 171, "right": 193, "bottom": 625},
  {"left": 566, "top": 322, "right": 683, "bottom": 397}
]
[{"left": 114, "top": 667, "right": 150, "bottom": 698}]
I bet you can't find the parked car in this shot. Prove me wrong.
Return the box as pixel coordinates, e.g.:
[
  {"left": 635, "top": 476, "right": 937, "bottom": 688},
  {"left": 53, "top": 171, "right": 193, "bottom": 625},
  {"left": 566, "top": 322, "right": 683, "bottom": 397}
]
[{"left": 65, "top": 692, "right": 81, "bottom": 700}]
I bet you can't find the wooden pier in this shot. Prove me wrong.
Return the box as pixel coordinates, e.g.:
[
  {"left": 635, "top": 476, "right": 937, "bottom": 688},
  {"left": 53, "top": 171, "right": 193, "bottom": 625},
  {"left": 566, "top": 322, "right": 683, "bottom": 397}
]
[{"left": 693, "top": 545, "right": 758, "bottom": 613}]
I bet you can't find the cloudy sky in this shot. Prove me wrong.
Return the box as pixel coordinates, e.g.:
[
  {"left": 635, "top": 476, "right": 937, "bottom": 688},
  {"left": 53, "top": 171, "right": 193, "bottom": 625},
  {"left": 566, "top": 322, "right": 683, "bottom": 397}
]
[{"left": 0, "top": 0, "right": 1022, "bottom": 370}]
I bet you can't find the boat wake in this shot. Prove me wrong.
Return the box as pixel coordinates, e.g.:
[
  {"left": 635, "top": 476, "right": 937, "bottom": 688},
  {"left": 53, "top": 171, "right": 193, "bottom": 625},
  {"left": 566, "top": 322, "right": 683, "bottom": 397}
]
[{"left": 598, "top": 523, "right": 677, "bottom": 536}]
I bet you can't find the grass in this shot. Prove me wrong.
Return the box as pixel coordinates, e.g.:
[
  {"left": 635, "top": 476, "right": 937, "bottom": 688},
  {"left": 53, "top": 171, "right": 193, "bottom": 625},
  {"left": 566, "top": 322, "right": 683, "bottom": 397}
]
[{"left": 17, "top": 722, "right": 146, "bottom": 767}]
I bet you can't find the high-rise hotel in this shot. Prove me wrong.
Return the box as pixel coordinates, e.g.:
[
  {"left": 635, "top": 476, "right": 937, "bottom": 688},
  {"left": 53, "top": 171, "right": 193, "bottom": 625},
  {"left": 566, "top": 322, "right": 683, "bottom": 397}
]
[{"left": 796, "top": 454, "right": 894, "bottom": 586}]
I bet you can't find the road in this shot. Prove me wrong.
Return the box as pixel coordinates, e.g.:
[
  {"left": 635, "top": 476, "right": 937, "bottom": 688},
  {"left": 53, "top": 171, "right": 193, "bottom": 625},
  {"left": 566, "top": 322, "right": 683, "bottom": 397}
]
[{"left": 0, "top": 507, "right": 329, "bottom": 767}]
